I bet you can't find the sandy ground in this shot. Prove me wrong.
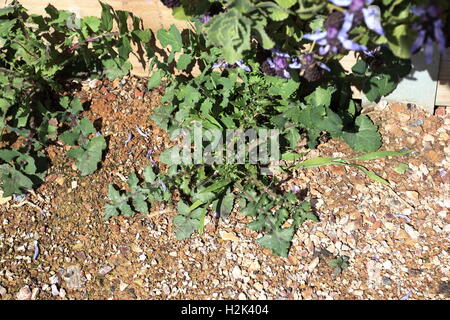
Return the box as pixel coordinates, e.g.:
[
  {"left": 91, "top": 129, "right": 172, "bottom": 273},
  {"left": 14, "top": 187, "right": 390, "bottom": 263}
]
[{"left": 0, "top": 76, "right": 449, "bottom": 300}]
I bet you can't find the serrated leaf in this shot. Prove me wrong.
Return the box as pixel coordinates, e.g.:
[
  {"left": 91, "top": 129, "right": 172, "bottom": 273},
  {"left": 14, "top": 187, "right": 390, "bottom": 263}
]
[
  {"left": 0, "top": 149, "right": 20, "bottom": 162},
  {"left": 159, "top": 147, "right": 181, "bottom": 166},
  {"left": 176, "top": 54, "right": 193, "bottom": 71},
  {"left": 204, "top": 10, "right": 252, "bottom": 63},
  {"left": 0, "top": 164, "right": 33, "bottom": 197},
  {"left": 102, "top": 58, "right": 132, "bottom": 81},
  {"left": 173, "top": 206, "right": 205, "bottom": 240},
  {"left": 276, "top": 0, "right": 297, "bottom": 9},
  {"left": 363, "top": 74, "right": 396, "bottom": 102},
  {"left": 342, "top": 115, "right": 381, "bottom": 152},
  {"left": 132, "top": 29, "right": 151, "bottom": 43},
  {"left": 269, "top": 8, "right": 289, "bottom": 21},
  {"left": 257, "top": 227, "right": 295, "bottom": 257},
  {"left": 172, "top": 6, "right": 189, "bottom": 20},
  {"left": 157, "top": 25, "right": 182, "bottom": 52},
  {"left": 305, "top": 86, "right": 335, "bottom": 108},
  {"left": 78, "top": 117, "right": 96, "bottom": 137},
  {"left": 130, "top": 192, "right": 148, "bottom": 214},
  {"left": 143, "top": 165, "right": 156, "bottom": 183},
  {"left": 59, "top": 130, "right": 80, "bottom": 146},
  {"left": 67, "top": 136, "right": 106, "bottom": 176},
  {"left": 247, "top": 216, "right": 266, "bottom": 231},
  {"left": 107, "top": 184, "right": 122, "bottom": 202},
  {"left": 127, "top": 172, "right": 140, "bottom": 190},
  {"left": 104, "top": 204, "right": 119, "bottom": 219},
  {"left": 82, "top": 16, "right": 101, "bottom": 32},
  {"left": 118, "top": 36, "right": 132, "bottom": 60},
  {"left": 352, "top": 59, "right": 368, "bottom": 76},
  {"left": 69, "top": 98, "right": 84, "bottom": 114},
  {"left": 386, "top": 24, "right": 413, "bottom": 59},
  {"left": 148, "top": 69, "right": 163, "bottom": 89},
  {"left": 99, "top": 2, "right": 113, "bottom": 31}
]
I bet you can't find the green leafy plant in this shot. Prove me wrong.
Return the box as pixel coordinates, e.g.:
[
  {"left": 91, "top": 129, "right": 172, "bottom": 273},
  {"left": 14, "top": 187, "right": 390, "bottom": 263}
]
[
  {"left": 0, "top": 1, "right": 154, "bottom": 195},
  {"left": 329, "top": 256, "right": 350, "bottom": 275},
  {"left": 0, "top": 1, "right": 422, "bottom": 257},
  {"left": 104, "top": 23, "right": 415, "bottom": 256},
  {"left": 58, "top": 113, "right": 107, "bottom": 176},
  {"left": 104, "top": 166, "right": 172, "bottom": 219}
]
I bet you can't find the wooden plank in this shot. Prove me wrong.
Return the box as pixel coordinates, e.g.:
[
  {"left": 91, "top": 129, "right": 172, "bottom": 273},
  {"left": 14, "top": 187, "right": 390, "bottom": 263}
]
[
  {"left": 436, "top": 48, "right": 450, "bottom": 106},
  {"left": 15, "top": 0, "right": 118, "bottom": 16},
  {"left": 16, "top": 0, "right": 450, "bottom": 107}
]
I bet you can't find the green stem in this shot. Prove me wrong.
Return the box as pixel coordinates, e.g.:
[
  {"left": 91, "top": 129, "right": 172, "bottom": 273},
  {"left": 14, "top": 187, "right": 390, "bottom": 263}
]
[{"left": 326, "top": 3, "right": 346, "bottom": 13}]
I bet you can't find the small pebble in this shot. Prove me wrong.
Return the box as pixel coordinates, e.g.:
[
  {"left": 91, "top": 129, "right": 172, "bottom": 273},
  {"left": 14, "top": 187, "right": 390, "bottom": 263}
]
[
  {"left": 31, "top": 288, "right": 40, "bottom": 300},
  {"left": 98, "top": 264, "right": 115, "bottom": 276},
  {"left": 409, "top": 120, "right": 424, "bottom": 127},
  {"left": 16, "top": 286, "right": 32, "bottom": 300},
  {"left": 59, "top": 288, "right": 67, "bottom": 298},
  {"left": 119, "top": 282, "right": 128, "bottom": 292},
  {"left": 51, "top": 284, "right": 59, "bottom": 296}
]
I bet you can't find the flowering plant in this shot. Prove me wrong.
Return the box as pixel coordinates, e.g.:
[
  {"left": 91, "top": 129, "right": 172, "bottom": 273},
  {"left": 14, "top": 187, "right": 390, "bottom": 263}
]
[{"left": 166, "top": 0, "right": 448, "bottom": 75}]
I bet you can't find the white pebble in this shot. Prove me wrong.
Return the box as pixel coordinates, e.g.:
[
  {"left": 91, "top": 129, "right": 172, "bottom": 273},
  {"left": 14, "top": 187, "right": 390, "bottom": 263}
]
[{"left": 16, "top": 286, "right": 32, "bottom": 300}]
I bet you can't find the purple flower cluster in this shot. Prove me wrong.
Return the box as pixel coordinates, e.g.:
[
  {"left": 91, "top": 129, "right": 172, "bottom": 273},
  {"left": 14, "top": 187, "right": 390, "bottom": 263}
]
[
  {"left": 199, "top": 13, "right": 212, "bottom": 24},
  {"left": 212, "top": 59, "right": 252, "bottom": 72},
  {"left": 303, "top": 12, "right": 367, "bottom": 56},
  {"left": 300, "top": 53, "right": 331, "bottom": 82},
  {"left": 303, "top": 0, "right": 384, "bottom": 56},
  {"left": 260, "top": 49, "right": 302, "bottom": 78},
  {"left": 259, "top": 49, "right": 331, "bottom": 81},
  {"left": 330, "top": 0, "right": 384, "bottom": 35},
  {"left": 411, "top": 3, "right": 447, "bottom": 64}
]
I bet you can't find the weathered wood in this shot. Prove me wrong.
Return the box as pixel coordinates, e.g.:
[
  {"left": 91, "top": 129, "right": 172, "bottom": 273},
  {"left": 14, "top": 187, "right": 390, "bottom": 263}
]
[
  {"left": 436, "top": 48, "right": 450, "bottom": 106},
  {"left": 16, "top": 0, "right": 450, "bottom": 108}
]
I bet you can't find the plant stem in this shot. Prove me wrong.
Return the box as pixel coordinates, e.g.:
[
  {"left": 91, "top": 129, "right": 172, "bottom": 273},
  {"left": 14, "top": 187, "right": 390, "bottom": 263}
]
[
  {"left": 69, "top": 32, "right": 119, "bottom": 52},
  {"left": 248, "top": 175, "right": 279, "bottom": 200},
  {"left": 327, "top": 3, "right": 346, "bottom": 13}
]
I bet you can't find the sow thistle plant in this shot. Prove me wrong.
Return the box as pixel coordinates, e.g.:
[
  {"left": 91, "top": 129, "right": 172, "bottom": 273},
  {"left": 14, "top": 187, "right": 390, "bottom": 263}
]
[
  {"left": 105, "top": 0, "right": 445, "bottom": 256},
  {"left": 105, "top": 4, "right": 423, "bottom": 255}
]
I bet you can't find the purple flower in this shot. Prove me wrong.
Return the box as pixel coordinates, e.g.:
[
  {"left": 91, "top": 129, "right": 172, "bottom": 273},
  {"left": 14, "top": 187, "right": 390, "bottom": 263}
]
[
  {"left": 303, "top": 12, "right": 367, "bottom": 56},
  {"left": 411, "top": 4, "right": 447, "bottom": 64},
  {"left": 158, "top": 178, "right": 167, "bottom": 193},
  {"left": 262, "top": 49, "right": 302, "bottom": 78},
  {"left": 235, "top": 59, "right": 252, "bottom": 72},
  {"left": 361, "top": 46, "right": 385, "bottom": 69},
  {"left": 124, "top": 131, "right": 133, "bottom": 146},
  {"left": 212, "top": 59, "right": 251, "bottom": 72},
  {"left": 329, "top": 0, "right": 384, "bottom": 35},
  {"left": 291, "top": 185, "right": 301, "bottom": 193},
  {"left": 330, "top": 0, "right": 366, "bottom": 12},
  {"left": 300, "top": 53, "right": 331, "bottom": 81},
  {"left": 361, "top": 6, "right": 384, "bottom": 35},
  {"left": 199, "top": 14, "right": 211, "bottom": 24}
]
